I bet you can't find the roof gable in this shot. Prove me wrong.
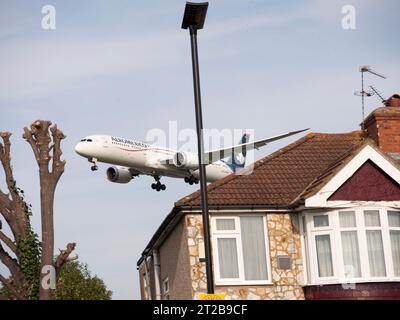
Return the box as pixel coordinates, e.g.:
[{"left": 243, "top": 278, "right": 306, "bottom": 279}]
[
  {"left": 328, "top": 160, "right": 400, "bottom": 201},
  {"left": 305, "top": 143, "right": 400, "bottom": 208}
]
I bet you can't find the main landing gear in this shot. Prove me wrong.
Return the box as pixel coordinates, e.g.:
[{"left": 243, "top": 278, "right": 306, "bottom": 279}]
[
  {"left": 184, "top": 175, "right": 199, "bottom": 185},
  {"left": 89, "top": 157, "right": 98, "bottom": 171},
  {"left": 151, "top": 176, "right": 166, "bottom": 192}
]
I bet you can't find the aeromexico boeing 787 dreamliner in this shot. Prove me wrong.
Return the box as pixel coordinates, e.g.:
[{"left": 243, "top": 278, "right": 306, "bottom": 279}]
[{"left": 74, "top": 129, "right": 307, "bottom": 191}]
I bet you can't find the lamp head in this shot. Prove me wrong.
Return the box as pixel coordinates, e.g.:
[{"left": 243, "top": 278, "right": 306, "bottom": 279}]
[{"left": 181, "top": 2, "right": 209, "bottom": 30}]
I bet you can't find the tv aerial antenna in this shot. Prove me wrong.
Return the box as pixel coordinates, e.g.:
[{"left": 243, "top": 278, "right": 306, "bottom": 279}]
[
  {"left": 369, "top": 85, "right": 387, "bottom": 104},
  {"left": 354, "top": 65, "right": 386, "bottom": 129}
]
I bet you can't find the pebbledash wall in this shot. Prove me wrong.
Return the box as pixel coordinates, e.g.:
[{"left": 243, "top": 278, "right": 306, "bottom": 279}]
[{"left": 186, "top": 213, "right": 305, "bottom": 300}]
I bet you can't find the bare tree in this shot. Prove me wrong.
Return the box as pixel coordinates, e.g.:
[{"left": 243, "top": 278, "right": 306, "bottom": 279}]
[{"left": 0, "top": 120, "right": 77, "bottom": 300}]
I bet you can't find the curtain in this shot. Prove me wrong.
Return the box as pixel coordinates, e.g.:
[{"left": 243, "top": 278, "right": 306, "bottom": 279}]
[
  {"left": 216, "top": 219, "right": 235, "bottom": 230},
  {"left": 315, "top": 235, "right": 334, "bottom": 277},
  {"left": 390, "top": 230, "right": 400, "bottom": 277},
  {"left": 341, "top": 231, "right": 361, "bottom": 277},
  {"left": 366, "top": 230, "right": 386, "bottom": 277},
  {"left": 217, "top": 238, "right": 239, "bottom": 278},
  {"left": 339, "top": 211, "right": 356, "bottom": 228},
  {"left": 240, "top": 216, "right": 268, "bottom": 280},
  {"left": 313, "top": 215, "right": 329, "bottom": 227},
  {"left": 388, "top": 211, "right": 400, "bottom": 228},
  {"left": 364, "top": 210, "right": 380, "bottom": 227}
]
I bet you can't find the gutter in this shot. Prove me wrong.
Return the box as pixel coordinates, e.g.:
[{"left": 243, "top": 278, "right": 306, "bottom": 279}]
[{"left": 179, "top": 203, "right": 298, "bottom": 211}]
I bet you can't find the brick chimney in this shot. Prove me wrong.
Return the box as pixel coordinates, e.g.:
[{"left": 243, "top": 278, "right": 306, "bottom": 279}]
[{"left": 363, "top": 94, "right": 400, "bottom": 159}]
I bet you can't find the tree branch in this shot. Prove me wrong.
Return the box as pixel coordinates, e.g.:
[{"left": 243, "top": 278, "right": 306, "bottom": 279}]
[
  {"left": 0, "top": 243, "right": 24, "bottom": 286},
  {"left": 54, "top": 242, "right": 76, "bottom": 275},
  {"left": 28, "top": 120, "right": 52, "bottom": 170},
  {"left": 0, "top": 229, "right": 16, "bottom": 254},
  {"left": 0, "top": 203, "right": 12, "bottom": 222},
  {"left": 0, "top": 274, "right": 25, "bottom": 300},
  {"left": 50, "top": 125, "right": 66, "bottom": 180},
  {"left": 0, "top": 132, "right": 30, "bottom": 239},
  {"left": 0, "top": 132, "right": 20, "bottom": 200},
  {"left": 0, "top": 206, "right": 26, "bottom": 247},
  {"left": 0, "top": 190, "right": 12, "bottom": 208},
  {"left": 22, "top": 128, "right": 41, "bottom": 166}
]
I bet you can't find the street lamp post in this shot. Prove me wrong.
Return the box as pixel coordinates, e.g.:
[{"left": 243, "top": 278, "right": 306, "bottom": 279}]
[{"left": 181, "top": 2, "right": 214, "bottom": 294}]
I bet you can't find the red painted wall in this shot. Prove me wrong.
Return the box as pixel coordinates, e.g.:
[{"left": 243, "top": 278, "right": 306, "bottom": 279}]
[
  {"left": 329, "top": 160, "right": 400, "bottom": 201},
  {"left": 304, "top": 282, "right": 400, "bottom": 300}
]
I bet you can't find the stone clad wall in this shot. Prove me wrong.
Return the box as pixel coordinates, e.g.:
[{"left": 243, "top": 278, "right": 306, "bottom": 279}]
[{"left": 185, "top": 213, "right": 305, "bottom": 300}]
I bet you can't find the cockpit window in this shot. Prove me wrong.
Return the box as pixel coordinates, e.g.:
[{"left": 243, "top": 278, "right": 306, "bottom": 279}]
[
  {"left": 87, "top": 139, "right": 93, "bottom": 142},
  {"left": 80, "top": 139, "right": 93, "bottom": 142},
  {"left": 80, "top": 139, "right": 86, "bottom": 142}
]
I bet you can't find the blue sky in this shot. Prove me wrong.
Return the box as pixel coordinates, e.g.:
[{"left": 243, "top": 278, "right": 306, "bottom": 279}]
[{"left": 0, "top": 0, "right": 399, "bottom": 299}]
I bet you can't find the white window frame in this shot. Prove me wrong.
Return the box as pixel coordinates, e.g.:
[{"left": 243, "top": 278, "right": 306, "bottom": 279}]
[
  {"left": 336, "top": 210, "right": 363, "bottom": 279},
  {"left": 211, "top": 214, "right": 272, "bottom": 286},
  {"left": 302, "top": 207, "right": 400, "bottom": 285},
  {"left": 308, "top": 212, "right": 339, "bottom": 282}
]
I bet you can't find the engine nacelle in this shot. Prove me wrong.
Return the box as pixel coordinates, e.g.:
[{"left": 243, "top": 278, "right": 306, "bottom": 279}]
[
  {"left": 172, "top": 152, "right": 198, "bottom": 170},
  {"left": 106, "top": 166, "right": 132, "bottom": 184}
]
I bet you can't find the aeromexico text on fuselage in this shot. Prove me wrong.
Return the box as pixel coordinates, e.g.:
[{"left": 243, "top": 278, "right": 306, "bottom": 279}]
[
  {"left": 111, "top": 136, "right": 149, "bottom": 149},
  {"left": 74, "top": 129, "right": 308, "bottom": 192}
]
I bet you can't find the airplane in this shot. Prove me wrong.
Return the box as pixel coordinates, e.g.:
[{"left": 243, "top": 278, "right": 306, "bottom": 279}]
[{"left": 74, "top": 129, "right": 308, "bottom": 191}]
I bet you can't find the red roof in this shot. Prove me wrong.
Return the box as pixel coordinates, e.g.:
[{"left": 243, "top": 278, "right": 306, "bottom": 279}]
[{"left": 176, "top": 132, "right": 365, "bottom": 208}]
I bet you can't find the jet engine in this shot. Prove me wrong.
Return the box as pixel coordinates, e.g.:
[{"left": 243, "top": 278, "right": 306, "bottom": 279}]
[
  {"left": 106, "top": 166, "right": 132, "bottom": 184},
  {"left": 172, "top": 152, "right": 199, "bottom": 170}
]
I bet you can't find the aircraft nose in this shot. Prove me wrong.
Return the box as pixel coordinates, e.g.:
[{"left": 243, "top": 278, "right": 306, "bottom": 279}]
[{"left": 74, "top": 142, "right": 85, "bottom": 156}]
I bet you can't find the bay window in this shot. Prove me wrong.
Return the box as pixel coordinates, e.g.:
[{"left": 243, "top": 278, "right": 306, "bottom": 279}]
[
  {"left": 211, "top": 215, "right": 271, "bottom": 285},
  {"left": 304, "top": 208, "right": 400, "bottom": 284}
]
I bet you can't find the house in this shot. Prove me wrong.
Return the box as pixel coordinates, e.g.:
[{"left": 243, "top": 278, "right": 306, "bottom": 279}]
[{"left": 137, "top": 94, "right": 400, "bottom": 300}]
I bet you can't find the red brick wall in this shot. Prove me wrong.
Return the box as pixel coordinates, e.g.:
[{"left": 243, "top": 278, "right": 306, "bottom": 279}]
[
  {"left": 329, "top": 160, "right": 400, "bottom": 201},
  {"left": 364, "top": 95, "right": 400, "bottom": 153}
]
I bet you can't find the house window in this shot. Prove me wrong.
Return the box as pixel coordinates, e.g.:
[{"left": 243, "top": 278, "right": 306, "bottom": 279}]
[
  {"left": 364, "top": 210, "right": 386, "bottom": 277},
  {"left": 314, "top": 215, "right": 329, "bottom": 228},
  {"left": 315, "top": 234, "right": 334, "bottom": 277},
  {"left": 339, "top": 211, "right": 361, "bottom": 278},
  {"left": 211, "top": 215, "right": 271, "bottom": 285},
  {"left": 310, "top": 214, "right": 335, "bottom": 278},
  {"left": 389, "top": 211, "right": 400, "bottom": 277},
  {"left": 162, "top": 277, "right": 169, "bottom": 300},
  {"left": 304, "top": 208, "right": 400, "bottom": 284}
]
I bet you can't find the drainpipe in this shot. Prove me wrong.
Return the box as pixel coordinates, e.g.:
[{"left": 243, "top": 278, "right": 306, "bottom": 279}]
[
  {"left": 153, "top": 250, "right": 162, "bottom": 300},
  {"left": 143, "top": 254, "right": 152, "bottom": 300}
]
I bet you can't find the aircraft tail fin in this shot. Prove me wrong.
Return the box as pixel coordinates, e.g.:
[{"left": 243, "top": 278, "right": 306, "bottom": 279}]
[{"left": 221, "top": 133, "right": 250, "bottom": 172}]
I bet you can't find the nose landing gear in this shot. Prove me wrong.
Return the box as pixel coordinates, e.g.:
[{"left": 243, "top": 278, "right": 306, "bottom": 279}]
[
  {"left": 89, "top": 158, "right": 98, "bottom": 171},
  {"left": 151, "top": 176, "right": 166, "bottom": 192}
]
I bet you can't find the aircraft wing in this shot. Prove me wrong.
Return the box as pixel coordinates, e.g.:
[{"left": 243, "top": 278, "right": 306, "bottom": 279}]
[
  {"left": 161, "top": 128, "right": 309, "bottom": 167},
  {"left": 203, "top": 128, "right": 309, "bottom": 164}
]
